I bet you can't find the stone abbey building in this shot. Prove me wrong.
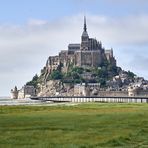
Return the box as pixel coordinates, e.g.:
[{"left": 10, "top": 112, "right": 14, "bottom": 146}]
[{"left": 45, "top": 17, "right": 116, "bottom": 81}]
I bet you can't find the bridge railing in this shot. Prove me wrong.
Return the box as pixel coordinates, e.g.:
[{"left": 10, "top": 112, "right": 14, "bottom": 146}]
[{"left": 31, "top": 96, "right": 148, "bottom": 103}]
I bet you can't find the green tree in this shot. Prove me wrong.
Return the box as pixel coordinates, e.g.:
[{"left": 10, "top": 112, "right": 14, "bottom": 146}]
[
  {"left": 97, "top": 67, "right": 108, "bottom": 78},
  {"left": 50, "top": 70, "right": 63, "bottom": 80},
  {"left": 26, "top": 74, "right": 39, "bottom": 88},
  {"left": 71, "top": 67, "right": 84, "bottom": 74},
  {"left": 71, "top": 72, "right": 80, "bottom": 79},
  {"left": 98, "top": 78, "right": 106, "bottom": 87},
  {"left": 127, "top": 71, "right": 136, "bottom": 79}
]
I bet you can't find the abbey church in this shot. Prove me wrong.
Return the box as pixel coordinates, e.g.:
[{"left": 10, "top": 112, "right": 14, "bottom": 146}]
[{"left": 45, "top": 17, "right": 116, "bottom": 79}]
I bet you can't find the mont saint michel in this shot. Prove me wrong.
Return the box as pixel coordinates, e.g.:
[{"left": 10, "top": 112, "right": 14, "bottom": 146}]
[
  {"left": 1, "top": 1, "right": 148, "bottom": 147},
  {"left": 11, "top": 17, "right": 148, "bottom": 99}
]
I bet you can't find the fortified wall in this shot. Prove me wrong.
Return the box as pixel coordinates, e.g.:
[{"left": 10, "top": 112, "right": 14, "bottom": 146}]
[
  {"left": 74, "top": 83, "right": 148, "bottom": 97},
  {"left": 98, "top": 91, "right": 128, "bottom": 97}
]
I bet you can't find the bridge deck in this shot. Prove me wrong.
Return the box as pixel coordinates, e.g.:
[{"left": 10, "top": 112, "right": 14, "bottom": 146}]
[{"left": 31, "top": 96, "right": 148, "bottom": 103}]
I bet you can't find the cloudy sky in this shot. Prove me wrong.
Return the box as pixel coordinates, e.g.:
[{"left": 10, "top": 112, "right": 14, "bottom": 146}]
[{"left": 0, "top": 0, "right": 148, "bottom": 96}]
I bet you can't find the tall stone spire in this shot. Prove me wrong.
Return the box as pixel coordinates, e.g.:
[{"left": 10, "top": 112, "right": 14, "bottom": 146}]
[
  {"left": 84, "top": 16, "right": 87, "bottom": 32},
  {"left": 82, "top": 16, "right": 89, "bottom": 37},
  {"left": 81, "top": 16, "right": 89, "bottom": 51}
]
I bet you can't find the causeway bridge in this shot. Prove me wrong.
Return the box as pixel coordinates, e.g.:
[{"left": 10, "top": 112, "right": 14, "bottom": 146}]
[{"left": 31, "top": 96, "right": 148, "bottom": 103}]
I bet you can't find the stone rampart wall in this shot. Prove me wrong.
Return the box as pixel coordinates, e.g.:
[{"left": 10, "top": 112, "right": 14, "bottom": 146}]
[
  {"left": 138, "top": 90, "right": 148, "bottom": 97},
  {"left": 98, "top": 91, "right": 128, "bottom": 97},
  {"left": 98, "top": 90, "right": 148, "bottom": 97}
]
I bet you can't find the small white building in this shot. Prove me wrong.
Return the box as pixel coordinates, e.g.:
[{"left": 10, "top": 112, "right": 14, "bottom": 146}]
[
  {"left": 128, "top": 86, "right": 138, "bottom": 97},
  {"left": 74, "top": 83, "right": 86, "bottom": 96},
  {"left": 11, "top": 86, "right": 18, "bottom": 99},
  {"left": 74, "top": 83, "right": 100, "bottom": 96}
]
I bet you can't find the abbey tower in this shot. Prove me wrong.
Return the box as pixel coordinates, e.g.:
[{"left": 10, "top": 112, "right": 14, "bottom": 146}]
[
  {"left": 75, "top": 16, "right": 106, "bottom": 67},
  {"left": 45, "top": 17, "right": 116, "bottom": 79}
]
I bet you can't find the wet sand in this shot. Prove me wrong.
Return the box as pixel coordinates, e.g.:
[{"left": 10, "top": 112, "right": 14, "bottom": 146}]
[{"left": 0, "top": 98, "right": 78, "bottom": 106}]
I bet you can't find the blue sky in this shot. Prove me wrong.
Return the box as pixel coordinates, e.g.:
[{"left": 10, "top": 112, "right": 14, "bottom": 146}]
[
  {"left": 1, "top": 0, "right": 148, "bottom": 23},
  {"left": 0, "top": 0, "right": 148, "bottom": 96}
]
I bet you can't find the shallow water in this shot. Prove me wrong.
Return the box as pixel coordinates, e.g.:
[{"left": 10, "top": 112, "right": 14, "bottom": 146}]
[
  {"left": 0, "top": 97, "right": 43, "bottom": 106},
  {"left": 0, "top": 97, "right": 78, "bottom": 106}
]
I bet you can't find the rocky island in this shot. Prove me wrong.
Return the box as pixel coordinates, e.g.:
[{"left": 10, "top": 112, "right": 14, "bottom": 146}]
[{"left": 11, "top": 17, "right": 148, "bottom": 99}]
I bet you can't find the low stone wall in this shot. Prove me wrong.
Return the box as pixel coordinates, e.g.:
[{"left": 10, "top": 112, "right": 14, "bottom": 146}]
[
  {"left": 98, "top": 91, "right": 128, "bottom": 97},
  {"left": 138, "top": 90, "right": 148, "bottom": 97},
  {"left": 97, "top": 90, "right": 148, "bottom": 97}
]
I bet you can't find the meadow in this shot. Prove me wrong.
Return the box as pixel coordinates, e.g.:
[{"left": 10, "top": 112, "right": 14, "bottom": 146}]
[{"left": 0, "top": 103, "right": 148, "bottom": 148}]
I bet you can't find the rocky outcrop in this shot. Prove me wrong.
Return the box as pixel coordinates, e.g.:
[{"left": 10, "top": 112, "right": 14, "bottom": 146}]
[{"left": 38, "top": 80, "right": 74, "bottom": 96}]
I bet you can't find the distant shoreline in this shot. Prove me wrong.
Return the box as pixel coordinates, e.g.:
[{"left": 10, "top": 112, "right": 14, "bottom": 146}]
[
  {"left": 0, "top": 97, "right": 10, "bottom": 99},
  {"left": 0, "top": 98, "right": 78, "bottom": 106}
]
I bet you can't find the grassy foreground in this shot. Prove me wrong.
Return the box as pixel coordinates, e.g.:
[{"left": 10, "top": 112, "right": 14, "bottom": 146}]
[{"left": 0, "top": 103, "right": 148, "bottom": 148}]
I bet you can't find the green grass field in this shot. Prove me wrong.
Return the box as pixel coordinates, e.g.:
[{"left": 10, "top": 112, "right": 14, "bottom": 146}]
[{"left": 0, "top": 103, "right": 148, "bottom": 148}]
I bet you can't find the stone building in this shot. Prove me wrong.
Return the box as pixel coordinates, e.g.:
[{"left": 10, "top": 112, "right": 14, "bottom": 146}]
[
  {"left": 105, "top": 49, "right": 116, "bottom": 66},
  {"left": 18, "top": 85, "right": 36, "bottom": 99},
  {"left": 11, "top": 85, "right": 36, "bottom": 99},
  {"left": 74, "top": 83, "right": 100, "bottom": 96},
  {"left": 75, "top": 17, "right": 105, "bottom": 67},
  {"left": 44, "top": 17, "right": 116, "bottom": 81},
  {"left": 128, "top": 86, "right": 138, "bottom": 97},
  {"left": 11, "top": 86, "right": 18, "bottom": 99},
  {"left": 74, "top": 83, "right": 86, "bottom": 96}
]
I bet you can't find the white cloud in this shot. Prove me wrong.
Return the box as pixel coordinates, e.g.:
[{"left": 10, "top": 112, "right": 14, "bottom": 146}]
[
  {"left": 0, "top": 14, "right": 148, "bottom": 96},
  {"left": 27, "top": 19, "right": 48, "bottom": 26},
  {"left": 87, "top": 14, "right": 148, "bottom": 45}
]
